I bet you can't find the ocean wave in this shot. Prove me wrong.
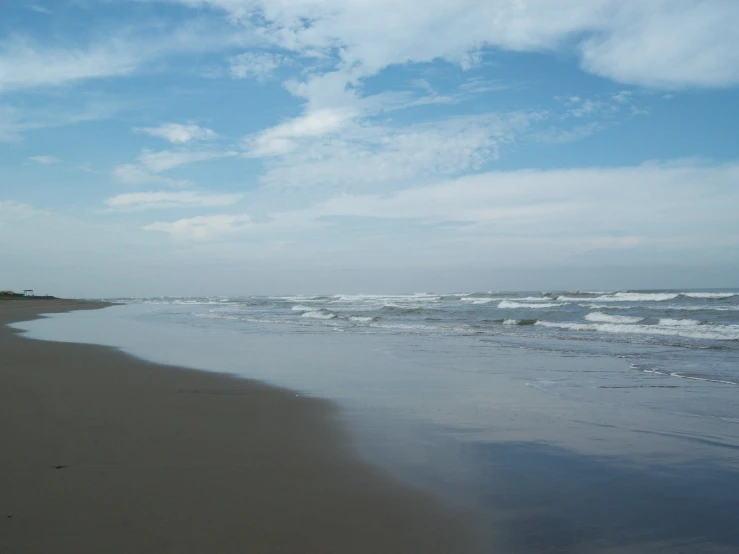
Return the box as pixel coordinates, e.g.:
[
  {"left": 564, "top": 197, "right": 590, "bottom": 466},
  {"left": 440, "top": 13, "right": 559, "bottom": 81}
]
[
  {"left": 581, "top": 304, "right": 633, "bottom": 310},
  {"left": 348, "top": 316, "right": 376, "bottom": 322},
  {"left": 368, "top": 322, "right": 452, "bottom": 332},
  {"left": 536, "top": 320, "right": 739, "bottom": 341},
  {"left": 291, "top": 305, "right": 316, "bottom": 312},
  {"left": 499, "top": 300, "right": 565, "bottom": 309},
  {"left": 272, "top": 295, "right": 331, "bottom": 303},
  {"left": 460, "top": 297, "right": 498, "bottom": 304},
  {"left": 682, "top": 292, "right": 737, "bottom": 299},
  {"left": 582, "top": 303, "right": 739, "bottom": 312},
  {"left": 585, "top": 312, "right": 644, "bottom": 324},
  {"left": 381, "top": 304, "right": 427, "bottom": 314},
  {"left": 560, "top": 292, "right": 679, "bottom": 302},
  {"left": 658, "top": 318, "right": 702, "bottom": 327},
  {"left": 301, "top": 310, "right": 337, "bottom": 320},
  {"left": 333, "top": 293, "right": 441, "bottom": 303},
  {"left": 632, "top": 365, "right": 738, "bottom": 386}
]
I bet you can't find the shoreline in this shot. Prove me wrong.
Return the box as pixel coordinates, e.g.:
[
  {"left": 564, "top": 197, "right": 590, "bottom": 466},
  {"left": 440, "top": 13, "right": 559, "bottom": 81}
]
[{"left": 0, "top": 299, "right": 472, "bottom": 553}]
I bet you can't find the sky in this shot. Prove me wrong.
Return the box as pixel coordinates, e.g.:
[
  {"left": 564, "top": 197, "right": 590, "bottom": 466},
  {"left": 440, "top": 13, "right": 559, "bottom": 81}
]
[{"left": 1, "top": 0, "right": 738, "bottom": 297}]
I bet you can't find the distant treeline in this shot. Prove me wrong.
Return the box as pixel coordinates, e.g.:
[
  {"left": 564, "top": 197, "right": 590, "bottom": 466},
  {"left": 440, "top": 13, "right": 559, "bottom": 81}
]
[{"left": 0, "top": 291, "right": 55, "bottom": 299}]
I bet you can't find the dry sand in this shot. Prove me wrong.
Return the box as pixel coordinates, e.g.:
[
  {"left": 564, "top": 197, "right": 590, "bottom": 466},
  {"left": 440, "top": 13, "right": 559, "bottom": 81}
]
[{"left": 0, "top": 299, "right": 470, "bottom": 553}]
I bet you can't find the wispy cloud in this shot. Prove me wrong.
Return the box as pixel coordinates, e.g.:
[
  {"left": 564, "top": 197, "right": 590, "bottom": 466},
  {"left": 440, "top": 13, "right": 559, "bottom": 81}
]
[
  {"left": 243, "top": 108, "right": 356, "bottom": 158},
  {"left": 28, "top": 155, "right": 60, "bottom": 165},
  {"left": 138, "top": 148, "right": 239, "bottom": 172},
  {"left": 144, "top": 213, "right": 253, "bottom": 239},
  {"left": 111, "top": 164, "right": 193, "bottom": 187},
  {"left": 0, "top": 101, "right": 119, "bottom": 142},
  {"left": 0, "top": 19, "right": 249, "bottom": 93},
  {"left": 28, "top": 5, "right": 53, "bottom": 15},
  {"left": 138, "top": 160, "right": 739, "bottom": 274},
  {"left": 250, "top": 111, "right": 541, "bottom": 191},
  {"left": 229, "top": 51, "right": 287, "bottom": 81},
  {"left": 137, "top": 123, "right": 217, "bottom": 144},
  {"left": 106, "top": 191, "right": 243, "bottom": 210},
  {"left": 163, "top": 0, "right": 739, "bottom": 90},
  {"left": 0, "top": 39, "right": 138, "bottom": 92}
]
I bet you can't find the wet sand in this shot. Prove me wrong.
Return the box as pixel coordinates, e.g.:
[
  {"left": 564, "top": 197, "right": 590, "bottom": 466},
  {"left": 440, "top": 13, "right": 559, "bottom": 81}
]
[{"left": 0, "top": 299, "right": 470, "bottom": 553}]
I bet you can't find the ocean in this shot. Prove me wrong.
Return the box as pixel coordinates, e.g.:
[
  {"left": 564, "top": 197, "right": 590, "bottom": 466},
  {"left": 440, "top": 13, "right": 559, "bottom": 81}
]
[
  {"left": 13, "top": 289, "right": 739, "bottom": 552},
  {"left": 125, "top": 288, "right": 739, "bottom": 385}
]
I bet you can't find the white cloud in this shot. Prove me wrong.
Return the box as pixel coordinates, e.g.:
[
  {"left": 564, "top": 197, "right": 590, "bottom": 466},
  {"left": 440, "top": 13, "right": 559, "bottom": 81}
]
[
  {"left": 0, "top": 39, "right": 138, "bottom": 92},
  {"left": 137, "top": 123, "right": 217, "bottom": 144},
  {"left": 136, "top": 161, "right": 739, "bottom": 277},
  {"left": 253, "top": 111, "right": 540, "bottom": 190},
  {"left": 0, "top": 19, "right": 249, "bottom": 92},
  {"left": 111, "top": 164, "right": 192, "bottom": 187},
  {"left": 168, "top": 0, "right": 739, "bottom": 90},
  {"left": 0, "top": 101, "right": 118, "bottom": 142},
  {"left": 138, "top": 149, "right": 238, "bottom": 172},
  {"left": 28, "top": 155, "right": 60, "bottom": 165},
  {"left": 611, "top": 90, "right": 633, "bottom": 104},
  {"left": 106, "top": 191, "right": 243, "bottom": 210},
  {"left": 29, "top": 6, "right": 53, "bottom": 15},
  {"left": 144, "top": 214, "right": 252, "bottom": 239},
  {"left": 300, "top": 161, "right": 739, "bottom": 238},
  {"left": 533, "top": 122, "right": 605, "bottom": 144},
  {"left": 579, "top": 2, "right": 739, "bottom": 88},
  {"left": 244, "top": 108, "right": 356, "bottom": 158},
  {"left": 229, "top": 51, "right": 286, "bottom": 81},
  {"left": 0, "top": 200, "right": 45, "bottom": 224}
]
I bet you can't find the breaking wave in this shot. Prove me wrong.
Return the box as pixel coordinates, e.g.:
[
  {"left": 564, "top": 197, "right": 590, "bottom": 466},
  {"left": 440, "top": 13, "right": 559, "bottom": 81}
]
[
  {"left": 498, "top": 300, "right": 565, "bottom": 309},
  {"left": 560, "top": 292, "right": 679, "bottom": 302},
  {"left": 301, "top": 309, "right": 337, "bottom": 320},
  {"left": 585, "top": 312, "right": 644, "bottom": 324},
  {"left": 536, "top": 320, "right": 739, "bottom": 341},
  {"left": 682, "top": 292, "right": 737, "bottom": 299}
]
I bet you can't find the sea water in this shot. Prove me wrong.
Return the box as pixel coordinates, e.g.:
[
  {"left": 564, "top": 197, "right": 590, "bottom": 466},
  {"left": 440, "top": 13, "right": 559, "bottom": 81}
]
[{"left": 13, "top": 289, "right": 739, "bottom": 552}]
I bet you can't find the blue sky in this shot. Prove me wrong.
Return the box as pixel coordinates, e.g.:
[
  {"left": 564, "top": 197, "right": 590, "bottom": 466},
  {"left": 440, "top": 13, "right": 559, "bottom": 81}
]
[{"left": 1, "top": 0, "right": 738, "bottom": 296}]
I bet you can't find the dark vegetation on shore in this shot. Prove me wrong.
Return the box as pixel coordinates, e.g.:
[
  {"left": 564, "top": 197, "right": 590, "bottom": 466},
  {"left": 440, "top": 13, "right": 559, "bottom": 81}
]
[{"left": 0, "top": 290, "right": 56, "bottom": 300}]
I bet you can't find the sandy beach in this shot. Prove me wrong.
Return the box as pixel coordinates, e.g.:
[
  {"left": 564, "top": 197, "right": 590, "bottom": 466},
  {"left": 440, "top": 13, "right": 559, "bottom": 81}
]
[{"left": 0, "top": 299, "right": 470, "bottom": 554}]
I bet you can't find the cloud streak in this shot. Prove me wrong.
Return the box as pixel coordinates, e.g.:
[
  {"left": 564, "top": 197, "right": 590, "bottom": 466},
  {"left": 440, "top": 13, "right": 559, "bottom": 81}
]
[
  {"left": 144, "top": 213, "right": 253, "bottom": 239},
  {"left": 137, "top": 123, "right": 217, "bottom": 144},
  {"left": 28, "top": 155, "right": 60, "bottom": 165},
  {"left": 106, "top": 191, "right": 243, "bottom": 210},
  {"left": 165, "top": 0, "right": 739, "bottom": 89}
]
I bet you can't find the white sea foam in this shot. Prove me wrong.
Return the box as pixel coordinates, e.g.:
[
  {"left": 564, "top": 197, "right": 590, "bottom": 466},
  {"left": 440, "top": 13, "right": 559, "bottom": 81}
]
[
  {"left": 334, "top": 294, "right": 440, "bottom": 303},
  {"left": 301, "top": 310, "right": 337, "bottom": 319},
  {"left": 498, "top": 300, "right": 564, "bottom": 309},
  {"left": 659, "top": 318, "right": 702, "bottom": 327},
  {"left": 560, "top": 292, "right": 679, "bottom": 302},
  {"left": 369, "top": 322, "right": 445, "bottom": 332},
  {"left": 460, "top": 297, "right": 497, "bottom": 304},
  {"left": 583, "top": 303, "right": 739, "bottom": 312},
  {"left": 682, "top": 292, "right": 737, "bottom": 299},
  {"left": 273, "top": 295, "right": 325, "bottom": 302},
  {"left": 585, "top": 312, "right": 643, "bottom": 324},
  {"left": 348, "top": 316, "right": 375, "bottom": 322},
  {"left": 581, "top": 304, "right": 632, "bottom": 310},
  {"left": 291, "top": 305, "right": 315, "bottom": 312},
  {"left": 503, "top": 319, "right": 519, "bottom": 325},
  {"left": 668, "top": 373, "right": 738, "bottom": 385},
  {"left": 536, "top": 320, "right": 739, "bottom": 341},
  {"left": 631, "top": 365, "right": 738, "bottom": 385}
]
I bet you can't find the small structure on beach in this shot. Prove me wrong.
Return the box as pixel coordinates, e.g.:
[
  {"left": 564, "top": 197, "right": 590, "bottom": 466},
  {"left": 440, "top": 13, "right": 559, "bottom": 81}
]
[{"left": 23, "top": 289, "right": 34, "bottom": 297}]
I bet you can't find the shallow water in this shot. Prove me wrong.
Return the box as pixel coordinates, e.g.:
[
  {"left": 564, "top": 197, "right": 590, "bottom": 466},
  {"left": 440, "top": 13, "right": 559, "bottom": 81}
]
[{"left": 13, "top": 291, "right": 739, "bottom": 552}]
